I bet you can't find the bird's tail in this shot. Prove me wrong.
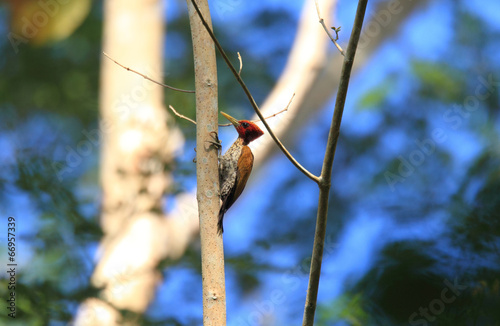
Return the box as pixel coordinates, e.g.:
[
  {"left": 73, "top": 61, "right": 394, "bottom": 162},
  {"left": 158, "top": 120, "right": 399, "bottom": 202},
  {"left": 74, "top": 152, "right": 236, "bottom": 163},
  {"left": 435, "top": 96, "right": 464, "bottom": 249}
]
[{"left": 217, "top": 208, "right": 225, "bottom": 235}]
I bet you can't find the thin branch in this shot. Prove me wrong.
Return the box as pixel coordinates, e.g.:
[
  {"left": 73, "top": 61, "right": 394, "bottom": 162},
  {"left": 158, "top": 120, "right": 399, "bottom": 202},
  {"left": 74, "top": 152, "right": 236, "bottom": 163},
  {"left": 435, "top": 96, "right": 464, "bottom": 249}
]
[
  {"left": 302, "top": 1, "right": 369, "bottom": 325},
  {"left": 259, "top": 93, "right": 294, "bottom": 119},
  {"left": 169, "top": 94, "right": 292, "bottom": 126},
  {"left": 103, "top": 52, "right": 195, "bottom": 93},
  {"left": 315, "top": 0, "right": 344, "bottom": 56},
  {"left": 169, "top": 105, "right": 197, "bottom": 125},
  {"left": 190, "top": 0, "right": 319, "bottom": 184},
  {"left": 219, "top": 93, "right": 295, "bottom": 126},
  {"left": 237, "top": 52, "right": 243, "bottom": 76},
  {"left": 259, "top": 106, "right": 289, "bottom": 122}
]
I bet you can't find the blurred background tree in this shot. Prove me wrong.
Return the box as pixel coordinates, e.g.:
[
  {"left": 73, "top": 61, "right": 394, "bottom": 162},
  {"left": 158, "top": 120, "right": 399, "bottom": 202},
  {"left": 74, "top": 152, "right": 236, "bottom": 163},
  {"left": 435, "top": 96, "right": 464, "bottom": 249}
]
[{"left": 0, "top": 0, "right": 499, "bottom": 325}]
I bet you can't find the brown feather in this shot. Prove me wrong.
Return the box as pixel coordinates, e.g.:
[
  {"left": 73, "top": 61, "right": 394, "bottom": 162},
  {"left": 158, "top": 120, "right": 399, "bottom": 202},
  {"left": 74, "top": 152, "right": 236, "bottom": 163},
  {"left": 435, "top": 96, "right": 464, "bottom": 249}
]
[
  {"left": 232, "top": 146, "right": 254, "bottom": 204},
  {"left": 217, "top": 145, "right": 254, "bottom": 234}
]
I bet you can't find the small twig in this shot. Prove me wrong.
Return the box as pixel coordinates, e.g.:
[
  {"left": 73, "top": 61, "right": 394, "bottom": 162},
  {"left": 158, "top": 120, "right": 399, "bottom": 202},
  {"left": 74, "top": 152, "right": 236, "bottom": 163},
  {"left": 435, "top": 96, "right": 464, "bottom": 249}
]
[
  {"left": 219, "top": 93, "right": 295, "bottom": 126},
  {"left": 260, "top": 95, "right": 293, "bottom": 120},
  {"left": 259, "top": 92, "right": 295, "bottom": 120},
  {"left": 190, "top": 0, "right": 319, "bottom": 183},
  {"left": 331, "top": 26, "right": 341, "bottom": 41},
  {"left": 169, "top": 105, "right": 197, "bottom": 124},
  {"left": 315, "top": 0, "right": 344, "bottom": 56},
  {"left": 260, "top": 107, "right": 288, "bottom": 122},
  {"left": 170, "top": 94, "right": 292, "bottom": 126},
  {"left": 237, "top": 52, "right": 243, "bottom": 76},
  {"left": 103, "top": 52, "right": 195, "bottom": 93}
]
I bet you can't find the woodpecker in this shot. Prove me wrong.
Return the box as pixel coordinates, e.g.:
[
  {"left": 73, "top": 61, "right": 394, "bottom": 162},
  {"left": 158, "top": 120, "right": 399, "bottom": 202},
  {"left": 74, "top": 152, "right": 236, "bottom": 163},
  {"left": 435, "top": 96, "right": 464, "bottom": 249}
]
[{"left": 218, "top": 112, "right": 264, "bottom": 235}]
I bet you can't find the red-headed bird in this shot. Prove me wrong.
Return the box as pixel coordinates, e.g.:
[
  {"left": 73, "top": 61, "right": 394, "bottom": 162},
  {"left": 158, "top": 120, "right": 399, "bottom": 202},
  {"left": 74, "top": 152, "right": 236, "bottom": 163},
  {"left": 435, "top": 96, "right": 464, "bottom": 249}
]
[{"left": 218, "top": 112, "right": 264, "bottom": 235}]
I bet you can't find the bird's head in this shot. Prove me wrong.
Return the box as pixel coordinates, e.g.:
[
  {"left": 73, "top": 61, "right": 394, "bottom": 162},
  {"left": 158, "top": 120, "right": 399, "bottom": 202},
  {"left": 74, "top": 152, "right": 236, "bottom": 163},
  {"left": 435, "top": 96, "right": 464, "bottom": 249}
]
[{"left": 221, "top": 112, "right": 264, "bottom": 145}]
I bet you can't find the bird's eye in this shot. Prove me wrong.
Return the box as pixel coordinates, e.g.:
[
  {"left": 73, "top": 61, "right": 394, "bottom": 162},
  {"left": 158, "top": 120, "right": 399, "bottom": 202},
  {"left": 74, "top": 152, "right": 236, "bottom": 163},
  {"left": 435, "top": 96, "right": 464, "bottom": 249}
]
[{"left": 241, "top": 122, "right": 249, "bottom": 128}]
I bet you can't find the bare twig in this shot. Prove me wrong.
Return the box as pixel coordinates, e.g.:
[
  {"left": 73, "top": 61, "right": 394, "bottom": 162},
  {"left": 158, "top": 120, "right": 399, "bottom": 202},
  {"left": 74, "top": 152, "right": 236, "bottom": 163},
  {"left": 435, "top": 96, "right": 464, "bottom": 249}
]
[
  {"left": 259, "top": 93, "right": 294, "bottom": 120},
  {"left": 315, "top": 0, "right": 344, "bottom": 56},
  {"left": 190, "top": 0, "right": 319, "bottom": 183},
  {"left": 219, "top": 93, "right": 295, "bottom": 126},
  {"left": 260, "top": 106, "right": 289, "bottom": 122},
  {"left": 169, "top": 105, "right": 197, "bottom": 125},
  {"left": 331, "top": 26, "right": 341, "bottom": 41},
  {"left": 302, "top": 1, "right": 368, "bottom": 325},
  {"left": 103, "top": 52, "right": 195, "bottom": 93},
  {"left": 237, "top": 52, "right": 243, "bottom": 76},
  {"left": 169, "top": 93, "right": 292, "bottom": 126}
]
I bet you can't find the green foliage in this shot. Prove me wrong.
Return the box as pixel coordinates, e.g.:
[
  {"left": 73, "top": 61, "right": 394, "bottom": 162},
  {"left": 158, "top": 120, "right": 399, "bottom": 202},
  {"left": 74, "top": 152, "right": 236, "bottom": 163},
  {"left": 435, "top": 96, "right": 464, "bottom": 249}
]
[
  {"left": 357, "top": 79, "right": 394, "bottom": 111},
  {"left": 412, "top": 61, "right": 465, "bottom": 103},
  {"left": 317, "top": 293, "right": 368, "bottom": 326}
]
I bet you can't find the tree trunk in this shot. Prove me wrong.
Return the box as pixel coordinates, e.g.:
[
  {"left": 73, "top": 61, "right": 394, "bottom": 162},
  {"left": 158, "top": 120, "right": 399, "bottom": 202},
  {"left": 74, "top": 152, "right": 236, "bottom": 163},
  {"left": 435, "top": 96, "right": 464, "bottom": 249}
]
[
  {"left": 186, "top": 0, "right": 226, "bottom": 324},
  {"left": 74, "top": 0, "right": 191, "bottom": 324}
]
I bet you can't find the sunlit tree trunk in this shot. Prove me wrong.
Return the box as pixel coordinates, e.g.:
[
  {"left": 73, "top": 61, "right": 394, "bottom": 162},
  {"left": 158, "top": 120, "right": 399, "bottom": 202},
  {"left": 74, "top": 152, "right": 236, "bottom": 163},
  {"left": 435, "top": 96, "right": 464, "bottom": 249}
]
[
  {"left": 186, "top": 1, "right": 226, "bottom": 324},
  {"left": 74, "top": 0, "right": 195, "bottom": 324}
]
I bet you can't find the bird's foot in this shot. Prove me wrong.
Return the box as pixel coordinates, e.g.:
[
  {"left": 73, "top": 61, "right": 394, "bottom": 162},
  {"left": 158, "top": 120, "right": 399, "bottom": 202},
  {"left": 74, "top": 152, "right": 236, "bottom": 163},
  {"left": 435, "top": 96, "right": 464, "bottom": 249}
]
[
  {"left": 193, "top": 132, "right": 222, "bottom": 163},
  {"left": 206, "top": 131, "right": 222, "bottom": 159}
]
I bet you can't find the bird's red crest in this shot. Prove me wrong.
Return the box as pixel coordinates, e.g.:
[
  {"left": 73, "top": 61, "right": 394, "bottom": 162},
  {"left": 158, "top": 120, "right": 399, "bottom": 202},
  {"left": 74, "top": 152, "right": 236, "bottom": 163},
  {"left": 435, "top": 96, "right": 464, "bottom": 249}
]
[{"left": 235, "top": 120, "right": 264, "bottom": 144}]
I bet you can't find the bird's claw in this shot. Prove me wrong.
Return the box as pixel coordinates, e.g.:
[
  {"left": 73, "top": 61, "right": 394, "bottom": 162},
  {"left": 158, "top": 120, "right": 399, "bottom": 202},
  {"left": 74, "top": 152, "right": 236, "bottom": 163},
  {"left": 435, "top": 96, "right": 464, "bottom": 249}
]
[
  {"left": 206, "top": 131, "right": 222, "bottom": 159},
  {"left": 193, "top": 132, "right": 222, "bottom": 163}
]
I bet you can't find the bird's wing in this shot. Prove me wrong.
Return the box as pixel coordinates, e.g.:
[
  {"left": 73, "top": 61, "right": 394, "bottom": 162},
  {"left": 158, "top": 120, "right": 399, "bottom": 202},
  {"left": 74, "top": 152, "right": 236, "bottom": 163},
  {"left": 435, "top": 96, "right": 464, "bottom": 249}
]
[
  {"left": 218, "top": 146, "right": 254, "bottom": 234},
  {"left": 232, "top": 146, "right": 254, "bottom": 204},
  {"left": 219, "top": 146, "right": 254, "bottom": 214}
]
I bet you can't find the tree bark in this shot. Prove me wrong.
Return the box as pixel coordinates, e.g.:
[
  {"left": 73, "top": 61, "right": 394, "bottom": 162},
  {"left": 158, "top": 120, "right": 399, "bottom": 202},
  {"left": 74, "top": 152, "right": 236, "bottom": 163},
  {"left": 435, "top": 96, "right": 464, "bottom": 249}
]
[
  {"left": 186, "top": 1, "right": 226, "bottom": 324},
  {"left": 74, "top": 0, "right": 194, "bottom": 324}
]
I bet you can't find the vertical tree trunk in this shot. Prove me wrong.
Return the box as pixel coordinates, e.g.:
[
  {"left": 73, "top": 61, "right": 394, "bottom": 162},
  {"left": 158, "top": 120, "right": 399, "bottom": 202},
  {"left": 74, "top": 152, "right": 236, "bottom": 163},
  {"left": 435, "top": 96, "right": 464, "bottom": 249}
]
[
  {"left": 186, "top": 1, "right": 226, "bottom": 324},
  {"left": 75, "top": 0, "right": 186, "bottom": 324}
]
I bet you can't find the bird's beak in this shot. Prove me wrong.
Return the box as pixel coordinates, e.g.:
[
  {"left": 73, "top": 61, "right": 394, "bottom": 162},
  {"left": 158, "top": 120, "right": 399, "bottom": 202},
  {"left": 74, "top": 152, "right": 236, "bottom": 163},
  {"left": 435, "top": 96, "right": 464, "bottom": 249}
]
[{"left": 221, "top": 111, "right": 240, "bottom": 127}]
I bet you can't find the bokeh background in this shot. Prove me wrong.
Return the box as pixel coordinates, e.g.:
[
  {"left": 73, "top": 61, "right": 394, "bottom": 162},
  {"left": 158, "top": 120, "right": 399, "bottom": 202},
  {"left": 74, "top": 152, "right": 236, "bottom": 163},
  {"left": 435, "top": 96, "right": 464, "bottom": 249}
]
[{"left": 1, "top": 0, "right": 500, "bottom": 325}]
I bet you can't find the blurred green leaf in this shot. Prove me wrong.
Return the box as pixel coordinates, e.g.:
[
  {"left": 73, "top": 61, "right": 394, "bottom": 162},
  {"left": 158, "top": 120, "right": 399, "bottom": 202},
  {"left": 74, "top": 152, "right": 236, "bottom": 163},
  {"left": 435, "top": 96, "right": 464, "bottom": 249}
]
[
  {"left": 412, "top": 61, "right": 464, "bottom": 102},
  {"left": 357, "top": 81, "right": 392, "bottom": 111},
  {"left": 317, "top": 293, "right": 369, "bottom": 326}
]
